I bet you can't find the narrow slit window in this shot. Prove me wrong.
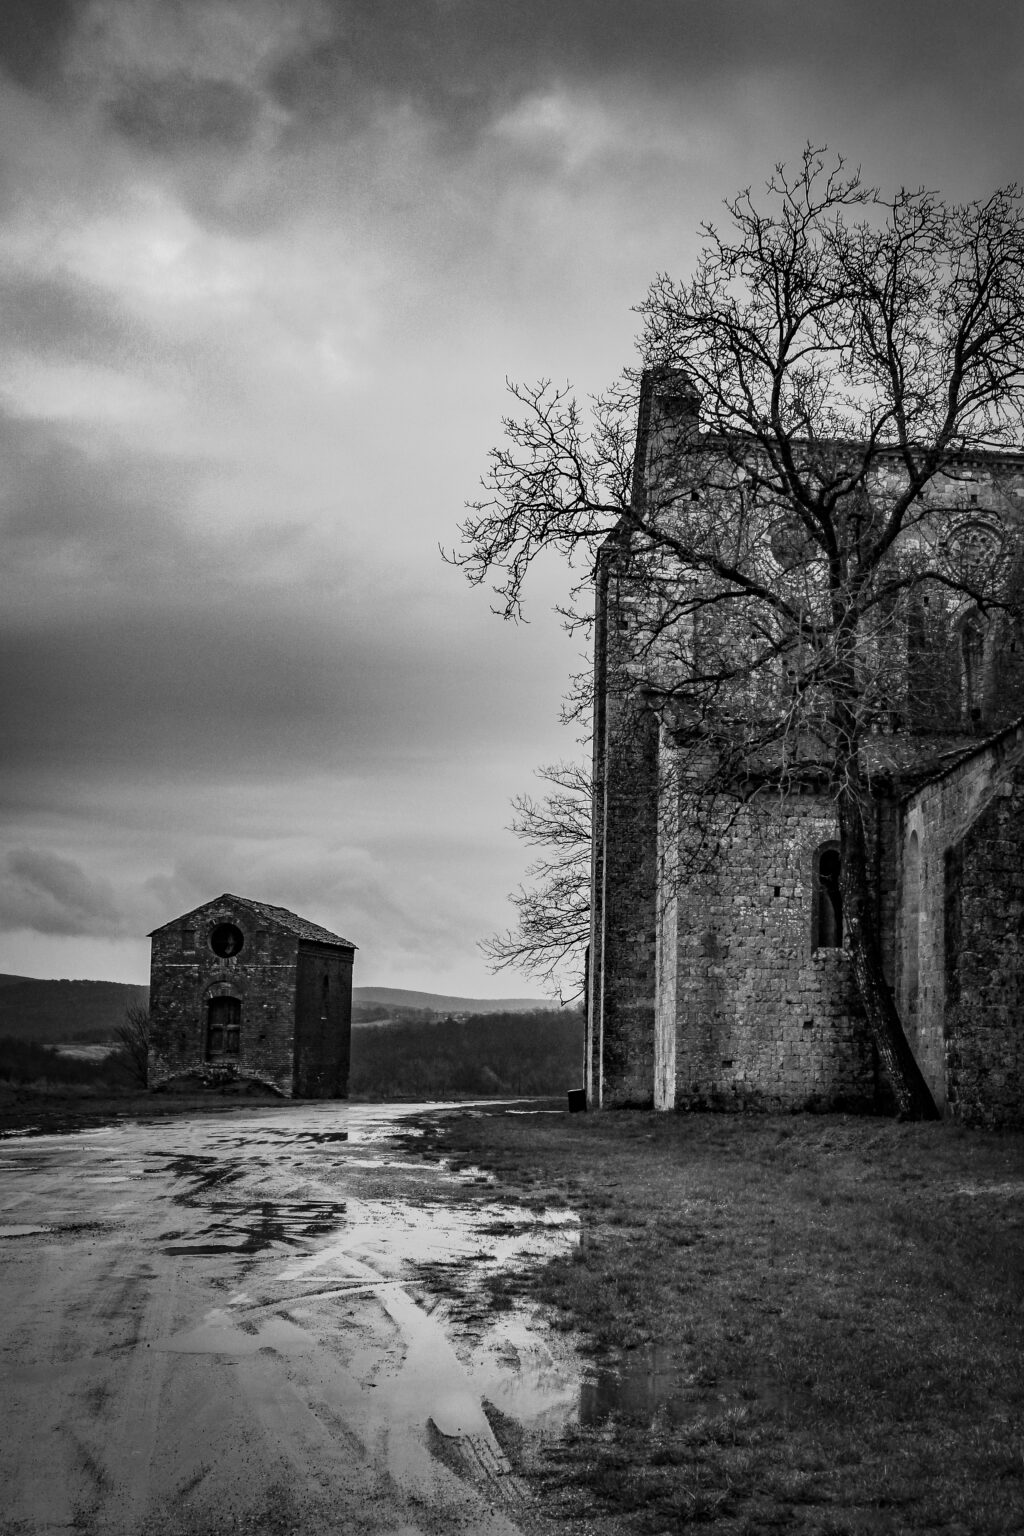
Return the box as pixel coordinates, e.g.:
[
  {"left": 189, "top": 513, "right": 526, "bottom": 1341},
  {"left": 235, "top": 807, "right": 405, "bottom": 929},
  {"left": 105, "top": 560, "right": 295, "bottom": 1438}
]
[
  {"left": 961, "top": 613, "right": 985, "bottom": 723},
  {"left": 813, "top": 845, "right": 843, "bottom": 950},
  {"left": 906, "top": 831, "right": 921, "bottom": 1013}
]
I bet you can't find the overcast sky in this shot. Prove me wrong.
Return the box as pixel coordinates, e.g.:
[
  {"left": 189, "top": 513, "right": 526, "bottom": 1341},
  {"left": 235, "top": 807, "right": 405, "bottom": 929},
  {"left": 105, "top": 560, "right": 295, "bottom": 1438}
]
[{"left": 1, "top": 0, "right": 1022, "bottom": 994}]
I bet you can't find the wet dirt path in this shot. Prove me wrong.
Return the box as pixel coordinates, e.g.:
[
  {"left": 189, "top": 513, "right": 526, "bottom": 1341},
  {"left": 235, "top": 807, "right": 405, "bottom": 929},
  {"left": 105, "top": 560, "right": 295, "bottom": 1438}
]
[{"left": 0, "top": 1103, "right": 582, "bottom": 1536}]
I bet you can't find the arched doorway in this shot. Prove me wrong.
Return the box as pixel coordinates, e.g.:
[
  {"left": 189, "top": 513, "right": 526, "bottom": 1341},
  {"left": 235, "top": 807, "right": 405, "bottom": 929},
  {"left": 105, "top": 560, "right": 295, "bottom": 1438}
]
[{"left": 206, "top": 995, "right": 241, "bottom": 1061}]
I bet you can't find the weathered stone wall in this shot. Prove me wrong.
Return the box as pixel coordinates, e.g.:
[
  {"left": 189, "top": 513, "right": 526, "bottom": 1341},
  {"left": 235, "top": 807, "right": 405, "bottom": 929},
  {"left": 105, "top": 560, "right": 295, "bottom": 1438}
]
[
  {"left": 588, "top": 525, "right": 665, "bottom": 1108},
  {"left": 671, "top": 794, "right": 879, "bottom": 1111},
  {"left": 946, "top": 767, "right": 1024, "bottom": 1127},
  {"left": 901, "top": 723, "right": 1024, "bottom": 1125},
  {"left": 593, "top": 687, "right": 660, "bottom": 1107},
  {"left": 589, "top": 371, "right": 1024, "bottom": 1118},
  {"left": 293, "top": 942, "right": 353, "bottom": 1098},
  {"left": 149, "top": 902, "right": 299, "bottom": 1094}
]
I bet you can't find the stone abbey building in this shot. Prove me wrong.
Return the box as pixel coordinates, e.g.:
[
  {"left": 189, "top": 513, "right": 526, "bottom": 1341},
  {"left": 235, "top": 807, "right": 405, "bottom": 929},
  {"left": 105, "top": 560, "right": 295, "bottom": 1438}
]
[
  {"left": 149, "top": 894, "right": 356, "bottom": 1097},
  {"left": 588, "top": 372, "right": 1024, "bottom": 1126}
]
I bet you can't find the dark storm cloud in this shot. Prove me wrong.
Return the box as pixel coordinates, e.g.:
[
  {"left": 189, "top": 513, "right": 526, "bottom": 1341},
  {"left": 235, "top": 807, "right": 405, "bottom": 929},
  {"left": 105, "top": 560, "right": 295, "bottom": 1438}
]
[
  {"left": 6, "top": 0, "right": 1022, "bottom": 159},
  {"left": 6, "top": 0, "right": 1023, "bottom": 989},
  {"left": 0, "top": 0, "right": 82, "bottom": 89},
  {"left": 264, "top": 3, "right": 530, "bottom": 141},
  {"left": 107, "top": 72, "right": 263, "bottom": 153},
  {"left": 0, "top": 412, "right": 204, "bottom": 564},
  {"left": 0, "top": 588, "right": 542, "bottom": 790},
  {"left": 261, "top": 0, "right": 1024, "bottom": 143},
  {"left": 0, "top": 850, "right": 122, "bottom": 937},
  {"left": 0, "top": 272, "right": 142, "bottom": 365}
]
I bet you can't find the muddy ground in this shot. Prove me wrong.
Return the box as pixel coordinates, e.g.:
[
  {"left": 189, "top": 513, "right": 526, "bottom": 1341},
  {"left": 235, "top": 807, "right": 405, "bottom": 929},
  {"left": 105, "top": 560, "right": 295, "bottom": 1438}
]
[
  {"left": 6, "top": 1095, "right": 1022, "bottom": 1535},
  {"left": 0, "top": 1098, "right": 587, "bottom": 1536}
]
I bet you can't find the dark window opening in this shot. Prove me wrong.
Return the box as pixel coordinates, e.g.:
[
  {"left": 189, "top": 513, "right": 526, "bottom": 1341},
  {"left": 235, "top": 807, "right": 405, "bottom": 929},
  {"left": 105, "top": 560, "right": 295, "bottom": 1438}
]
[
  {"left": 944, "top": 842, "right": 963, "bottom": 1005},
  {"left": 813, "top": 846, "right": 843, "bottom": 950},
  {"left": 210, "top": 922, "right": 244, "bottom": 958},
  {"left": 906, "top": 830, "right": 921, "bottom": 1014},
  {"left": 206, "top": 996, "right": 241, "bottom": 1060},
  {"left": 961, "top": 613, "right": 985, "bottom": 723},
  {"left": 321, "top": 974, "right": 330, "bottom": 1020}
]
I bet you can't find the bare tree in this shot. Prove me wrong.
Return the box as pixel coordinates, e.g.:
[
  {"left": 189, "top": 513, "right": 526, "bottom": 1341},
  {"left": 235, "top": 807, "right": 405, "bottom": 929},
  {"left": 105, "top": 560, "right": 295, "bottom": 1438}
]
[
  {"left": 452, "top": 148, "right": 1024, "bottom": 1119},
  {"left": 481, "top": 762, "right": 591, "bottom": 1000},
  {"left": 114, "top": 1002, "right": 150, "bottom": 1088}
]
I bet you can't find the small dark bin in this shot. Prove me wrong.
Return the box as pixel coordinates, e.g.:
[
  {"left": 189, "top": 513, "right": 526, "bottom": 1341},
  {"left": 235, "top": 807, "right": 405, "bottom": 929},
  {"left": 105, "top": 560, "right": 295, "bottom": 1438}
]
[{"left": 567, "top": 1087, "right": 587, "bottom": 1113}]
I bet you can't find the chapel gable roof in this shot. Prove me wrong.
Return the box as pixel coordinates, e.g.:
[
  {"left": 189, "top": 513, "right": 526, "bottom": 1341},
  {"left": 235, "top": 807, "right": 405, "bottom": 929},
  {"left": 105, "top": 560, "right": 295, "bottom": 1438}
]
[{"left": 149, "top": 893, "right": 357, "bottom": 949}]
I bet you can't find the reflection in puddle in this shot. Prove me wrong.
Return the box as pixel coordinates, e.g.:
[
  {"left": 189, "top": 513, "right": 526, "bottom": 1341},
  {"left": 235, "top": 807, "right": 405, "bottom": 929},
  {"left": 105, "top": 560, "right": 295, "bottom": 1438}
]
[
  {"left": 371, "top": 1198, "right": 579, "bottom": 1291},
  {"left": 160, "top": 1198, "right": 348, "bottom": 1256},
  {"left": 465, "top": 1310, "right": 582, "bottom": 1436},
  {"left": 158, "top": 1308, "right": 317, "bottom": 1355},
  {"left": 578, "top": 1346, "right": 799, "bottom": 1428},
  {"left": 6, "top": 1101, "right": 734, "bottom": 1469},
  {"left": 581, "top": 1348, "right": 700, "bottom": 1426},
  {"left": 458, "top": 1323, "right": 799, "bottom": 1440}
]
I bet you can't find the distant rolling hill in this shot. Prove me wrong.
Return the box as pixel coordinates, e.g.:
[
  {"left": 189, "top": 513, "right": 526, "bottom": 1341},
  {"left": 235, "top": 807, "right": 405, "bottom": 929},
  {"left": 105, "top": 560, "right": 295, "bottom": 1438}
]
[
  {"left": 352, "top": 987, "right": 556, "bottom": 1016},
  {"left": 0, "top": 974, "right": 557, "bottom": 1042},
  {"left": 0, "top": 976, "right": 149, "bottom": 1042}
]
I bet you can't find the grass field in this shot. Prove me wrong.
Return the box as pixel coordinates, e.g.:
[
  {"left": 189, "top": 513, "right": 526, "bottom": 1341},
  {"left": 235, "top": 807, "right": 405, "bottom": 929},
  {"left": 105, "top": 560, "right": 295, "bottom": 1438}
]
[{"left": 423, "top": 1106, "right": 1024, "bottom": 1536}]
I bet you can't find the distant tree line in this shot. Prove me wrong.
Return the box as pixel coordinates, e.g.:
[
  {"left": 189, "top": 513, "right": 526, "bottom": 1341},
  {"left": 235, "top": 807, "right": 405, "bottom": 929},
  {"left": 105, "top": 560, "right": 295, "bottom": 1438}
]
[
  {"left": 0, "top": 1038, "right": 135, "bottom": 1090},
  {"left": 1, "top": 1006, "right": 584, "bottom": 1102},
  {"left": 351, "top": 1002, "right": 441, "bottom": 1024},
  {"left": 0, "top": 977, "right": 149, "bottom": 1042},
  {"left": 349, "top": 1009, "right": 584, "bottom": 1099}
]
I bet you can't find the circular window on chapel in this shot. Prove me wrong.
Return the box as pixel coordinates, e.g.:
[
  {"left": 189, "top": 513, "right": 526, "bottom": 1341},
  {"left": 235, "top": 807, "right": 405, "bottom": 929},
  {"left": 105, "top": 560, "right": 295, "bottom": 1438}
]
[{"left": 210, "top": 922, "right": 245, "bottom": 958}]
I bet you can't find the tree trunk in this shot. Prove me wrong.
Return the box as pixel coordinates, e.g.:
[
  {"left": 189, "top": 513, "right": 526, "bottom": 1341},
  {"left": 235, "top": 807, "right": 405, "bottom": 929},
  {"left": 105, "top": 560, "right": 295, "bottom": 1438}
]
[{"left": 838, "top": 783, "right": 939, "bottom": 1120}]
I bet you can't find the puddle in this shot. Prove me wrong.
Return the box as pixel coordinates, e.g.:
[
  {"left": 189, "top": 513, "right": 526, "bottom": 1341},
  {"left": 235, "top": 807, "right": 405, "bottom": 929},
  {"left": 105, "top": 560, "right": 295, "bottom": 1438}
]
[
  {"left": 581, "top": 1349, "right": 702, "bottom": 1425},
  {"left": 347, "top": 1157, "right": 459, "bottom": 1175},
  {"left": 577, "top": 1346, "right": 800, "bottom": 1427},
  {"left": 0, "top": 1101, "right": 628, "bottom": 1465},
  {"left": 353, "top": 1197, "right": 580, "bottom": 1289},
  {"left": 0, "top": 1123, "right": 78, "bottom": 1140},
  {"left": 158, "top": 1308, "right": 316, "bottom": 1355},
  {"left": 457, "top": 1329, "right": 797, "bottom": 1439},
  {"left": 956, "top": 1181, "right": 1024, "bottom": 1197},
  {"left": 464, "top": 1309, "right": 583, "bottom": 1435}
]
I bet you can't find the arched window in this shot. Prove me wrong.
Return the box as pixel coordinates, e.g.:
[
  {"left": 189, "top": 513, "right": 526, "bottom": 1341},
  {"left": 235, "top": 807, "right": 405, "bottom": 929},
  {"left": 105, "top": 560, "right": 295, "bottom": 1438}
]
[
  {"left": 812, "top": 844, "right": 843, "bottom": 950},
  {"left": 905, "top": 830, "right": 921, "bottom": 1015},
  {"left": 960, "top": 612, "right": 985, "bottom": 723}
]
